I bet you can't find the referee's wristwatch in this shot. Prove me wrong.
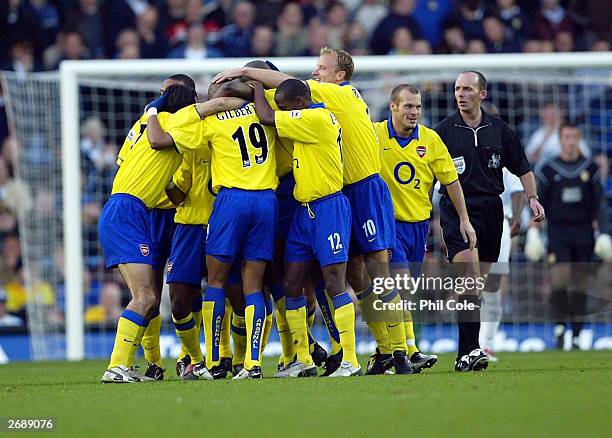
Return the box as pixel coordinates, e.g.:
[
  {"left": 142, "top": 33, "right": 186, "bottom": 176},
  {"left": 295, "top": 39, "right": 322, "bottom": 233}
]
[{"left": 528, "top": 195, "right": 539, "bottom": 202}]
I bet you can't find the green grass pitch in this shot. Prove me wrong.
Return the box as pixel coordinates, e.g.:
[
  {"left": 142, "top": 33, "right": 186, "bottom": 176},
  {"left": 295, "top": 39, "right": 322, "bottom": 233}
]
[{"left": 2, "top": 351, "right": 611, "bottom": 437}]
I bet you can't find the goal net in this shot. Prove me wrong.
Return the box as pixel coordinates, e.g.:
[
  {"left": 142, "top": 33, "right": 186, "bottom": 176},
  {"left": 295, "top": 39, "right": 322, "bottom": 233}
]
[{"left": 1, "top": 53, "right": 611, "bottom": 361}]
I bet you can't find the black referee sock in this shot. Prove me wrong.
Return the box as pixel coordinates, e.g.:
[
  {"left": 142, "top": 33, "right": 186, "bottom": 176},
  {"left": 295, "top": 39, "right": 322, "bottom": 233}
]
[{"left": 457, "top": 294, "right": 481, "bottom": 357}]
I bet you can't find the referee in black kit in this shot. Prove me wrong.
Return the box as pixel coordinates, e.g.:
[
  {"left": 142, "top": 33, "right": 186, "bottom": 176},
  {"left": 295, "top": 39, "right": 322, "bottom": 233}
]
[{"left": 435, "top": 71, "right": 546, "bottom": 371}]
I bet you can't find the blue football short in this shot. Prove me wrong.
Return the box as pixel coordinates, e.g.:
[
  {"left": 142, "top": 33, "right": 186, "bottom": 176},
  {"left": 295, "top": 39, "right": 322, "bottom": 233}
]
[
  {"left": 275, "top": 173, "right": 299, "bottom": 241},
  {"left": 390, "top": 220, "right": 429, "bottom": 276},
  {"left": 167, "top": 223, "right": 206, "bottom": 286},
  {"left": 98, "top": 193, "right": 153, "bottom": 269},
  {"left": 206, "top": 188, "right": 277, "bottom": 263},
  {"left": 285, "top": 192, "right": 351, "bottom": 267},
  {"left": 149, "top": 208, "right": 176, "bottom": 269},
  {"left": 343, "top": 174, "right": 396, "bottom": 255}
]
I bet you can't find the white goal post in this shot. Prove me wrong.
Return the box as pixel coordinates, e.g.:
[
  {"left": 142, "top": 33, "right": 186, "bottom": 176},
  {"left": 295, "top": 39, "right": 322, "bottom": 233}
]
[{"left": 59, "top": 52, "right": 612, "bottom": 360}]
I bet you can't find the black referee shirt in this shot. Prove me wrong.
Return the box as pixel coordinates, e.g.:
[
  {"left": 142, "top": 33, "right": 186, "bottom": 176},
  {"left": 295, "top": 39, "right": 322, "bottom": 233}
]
[{"left": 434, "top": 109, "right": 531, "bottom": 197}]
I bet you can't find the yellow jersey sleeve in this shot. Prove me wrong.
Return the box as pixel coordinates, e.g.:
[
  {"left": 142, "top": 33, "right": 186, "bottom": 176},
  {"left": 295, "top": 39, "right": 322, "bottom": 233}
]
[
  {"left": 117, "top": 114, "right": 147, "bottom": 165},
  {"left": 111, "top": 112, "right": 184, "bottom": 208},
  {"left": 166, "top": 104, "right": 210, "bottom": 154},
  {"left": 305, "top": 79, "right": 379, "bottom": 185},
  {"left": 264, "top": 89, "right": 279, "bottom": 110},
  {"left": 306, "top": 80, "right": 344, "bottom": 111},
  {"left": 430, "top": 132, "right": 458, "bottom": 186},
  {"left": 275, "top": 109, "right": 327, "bottom": 144},
  {"left": 173, "top": 153, "right": 194, "bottom": 194}
]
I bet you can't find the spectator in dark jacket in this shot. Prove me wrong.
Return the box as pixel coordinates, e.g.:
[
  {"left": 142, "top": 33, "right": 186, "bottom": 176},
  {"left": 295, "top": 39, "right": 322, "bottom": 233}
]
[
  {"left": 218, "top": 0, "right": 255, "bottom": 57},
  {"left": 533, "top": 0, "right": 574, "bottom": 41},
  {"left": 370, "top": 0, "right": 420, "bottom": 55}
]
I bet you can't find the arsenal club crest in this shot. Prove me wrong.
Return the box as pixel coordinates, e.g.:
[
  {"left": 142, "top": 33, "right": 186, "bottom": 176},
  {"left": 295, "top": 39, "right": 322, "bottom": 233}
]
[
  {"left": 416, "top": 145, "right": 426, "bottom": 158},
  {"left": 140, "top": 243, "right": 150, "bottom": 257}
]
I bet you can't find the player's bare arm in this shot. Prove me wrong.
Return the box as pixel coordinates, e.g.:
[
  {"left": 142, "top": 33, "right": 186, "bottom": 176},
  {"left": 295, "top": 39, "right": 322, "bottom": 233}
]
[
  {"left": 213, "top": 67, "right": 292, "bottom": 88},
  {"left": 519, "top": 171, "right": 545, "bottom": 222},
  {"left": 165, "top": 179, "right": 186, "bottom": 205},
  {"left": 248, "top": 81, "right": 276, "bottom": 126},
  {"left": 147, "top": 97, "right": 245, "bottom": 150},
  {"left": 445, "top": 180, "right": 477, "bottom": 249}
]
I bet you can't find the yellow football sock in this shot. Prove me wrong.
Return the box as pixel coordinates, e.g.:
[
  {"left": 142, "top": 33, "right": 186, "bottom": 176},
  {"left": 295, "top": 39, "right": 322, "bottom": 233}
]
[
  {"left": 404, "top": 309, "right": 419, "bottom": 356},
  {"left": 244, "top": 292, "right": 266, "bottom": 370},
  {"left": 356, "top": 289, "right": 391, "bottom": 354},
  {"left": 219, "top": 299, "right": 232, "bottom": 359},
  {"left": 275, "top": 296, "right": 295, "bottom": 366},
  {"left": 231, "top": 313, "right": 246, "bottom": 365},
  {"left": 141, "top": 311, "right": 162, "bottom": 367},
  {"left": 261, "top": 297, "right": 274, "bottom": 356},
  {"left": 307, "top": 304, "right": 316, "bottom": 353},
  {"left": 178, "top": 297, "right": 203, "bottom": 362},
  {"left": 203, "top": 287, "right": 225, "bottom": 368},
  {"left": 321, "top": 291, "right": 342, "bottom": 354},
  {"left": 333, "top": 293, "right": 359, "bottom": 368},
  {"left": 285, "top": 296, "right": 312, "bottom": 365},
  {"left": 173, "top": 313, "right": 203, "bottom": 364},
  {"left": 109, "top": 310, "right": 147, "bottom": 369},
  {"left": 381, "top": 289, "right": 407, "bottom": 353}
]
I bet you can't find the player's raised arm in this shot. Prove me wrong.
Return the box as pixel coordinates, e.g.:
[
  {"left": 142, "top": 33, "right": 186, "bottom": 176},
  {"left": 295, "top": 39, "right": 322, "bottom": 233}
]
[
  {"left": 249, "top": 81, "right": 276, "bottom": 126},
  {"left": 213, "top": 67, "right": 292, "bottom": 88},
  {"left": 194, "top": 97, "right": 247, "bottom": 119}
]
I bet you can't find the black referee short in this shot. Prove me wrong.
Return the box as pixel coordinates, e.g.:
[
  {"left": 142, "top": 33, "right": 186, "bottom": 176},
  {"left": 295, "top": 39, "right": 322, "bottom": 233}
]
[
  {"left": 547, "top": 223, "right": 594, "bottom": 263},
  {"left": 440, "top": 194, "right": 503, "bottom": 263}
]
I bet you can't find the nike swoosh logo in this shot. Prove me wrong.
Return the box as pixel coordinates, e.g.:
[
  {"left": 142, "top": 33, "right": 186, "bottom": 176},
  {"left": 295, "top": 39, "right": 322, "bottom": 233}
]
[
  {"left": 339, "top": 331, "right": 347, "bottom": 335},
  {"left": 383, "top": 148, "right": 391, "bottom": 150},
  {"left": 123, "top": 338, "right": 133, "bottom": 343},
  {"left": 333, "top": 250, "right": 341, "bottom": 254},
  {"left": 388, "top": 323, "right": 400, "bottom": 328},
  {"left": 367, "top": 238, "right": 376, "bottom": 242}
]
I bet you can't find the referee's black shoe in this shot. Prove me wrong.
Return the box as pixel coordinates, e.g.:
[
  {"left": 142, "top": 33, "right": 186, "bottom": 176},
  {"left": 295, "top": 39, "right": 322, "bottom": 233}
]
[{"left": 320, "top": 349, "right": 343, "bottom": 376}]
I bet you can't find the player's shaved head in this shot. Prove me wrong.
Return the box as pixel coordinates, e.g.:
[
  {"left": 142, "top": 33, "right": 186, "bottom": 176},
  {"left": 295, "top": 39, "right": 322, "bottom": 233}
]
[
  {"left": 391, "top": 84, "right": 420, "bottom": 103},
  {"left": 208, "top": 78, "right": 253, "bottom": 101},
  {"left": 244, "top": 60, "right": 270, "bottom": 69},
  {"left": 274, "top": 79, "right": 312, "bottom": 111},
  {"left": 160, "top": 84, "right": 197, "bottom": 113}
]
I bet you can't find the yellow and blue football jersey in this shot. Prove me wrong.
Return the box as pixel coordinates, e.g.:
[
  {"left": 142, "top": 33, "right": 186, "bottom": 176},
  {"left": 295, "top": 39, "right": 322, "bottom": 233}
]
[
  {"left": 376, "top": 119, "right": 458, "bottom": 222},
  {"left": 168, "top": 104, "right": 278, "bottom": 192},
  {"left": 275, "top": 103, "right": 343, "bottom": 203},
  {"left": 112, "top": 110, "right": 195, "bottom": 208},
  {"left": 306, "top": 79, "right": 379, "bottom": 185},
  {"left": 172, "top": 147, "right": 216, "bottom": 225}
]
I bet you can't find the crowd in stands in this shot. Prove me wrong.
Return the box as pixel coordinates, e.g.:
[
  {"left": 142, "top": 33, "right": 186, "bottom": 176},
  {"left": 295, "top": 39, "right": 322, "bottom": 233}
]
[{"left": 0, "top": 0, "right": 610, "bottom": 72}]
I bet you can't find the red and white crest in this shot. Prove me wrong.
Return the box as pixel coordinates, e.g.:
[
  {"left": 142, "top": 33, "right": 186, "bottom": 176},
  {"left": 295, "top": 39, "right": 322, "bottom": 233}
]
[
  {"left": 416, "top": 146, "right": 427, "bottom": 158},
  {"left": 140, "top": 243, "right": 150, "bottom": 257}
]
